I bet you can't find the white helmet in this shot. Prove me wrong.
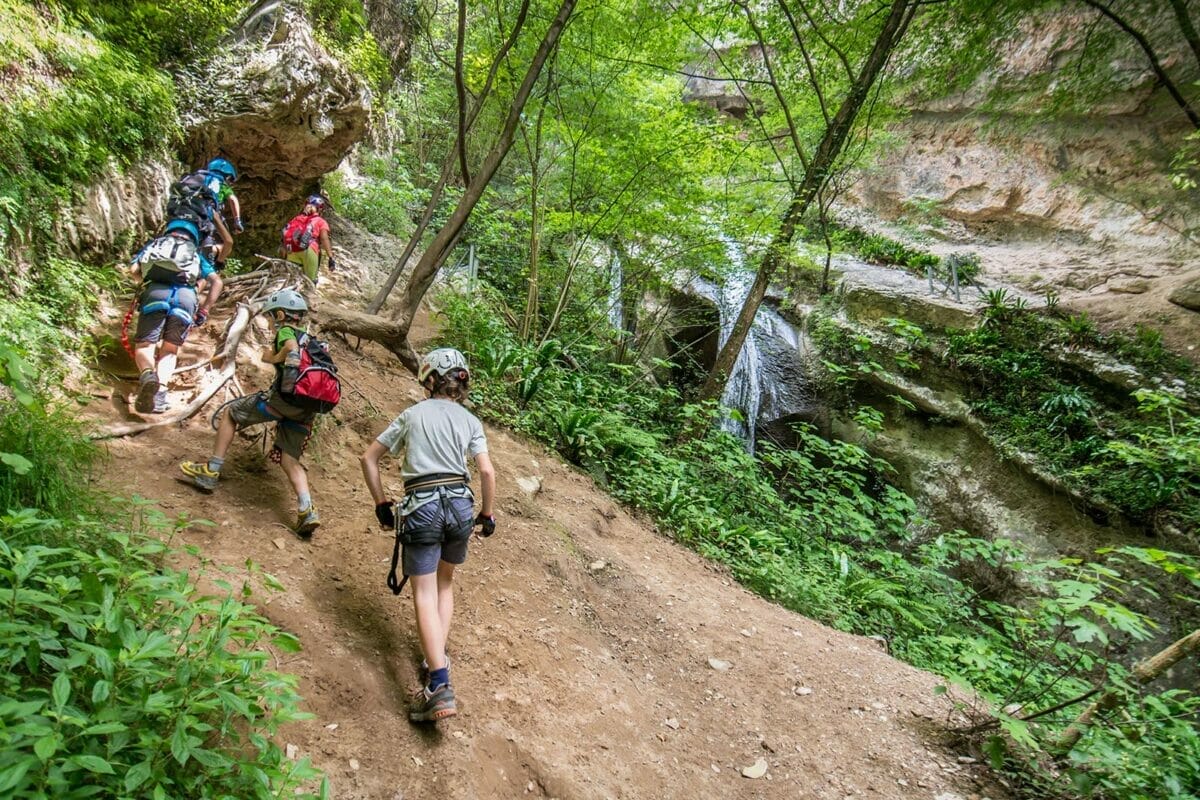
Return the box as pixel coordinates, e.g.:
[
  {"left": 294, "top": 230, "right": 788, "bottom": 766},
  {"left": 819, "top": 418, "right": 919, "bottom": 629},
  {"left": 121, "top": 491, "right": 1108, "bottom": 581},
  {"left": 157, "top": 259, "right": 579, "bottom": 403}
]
[
  {"left": 262, "top": 288, "right": 308, "bottom": 315},
  {"left": 418, "top": 347, "right": 469, "bottom": 384}
]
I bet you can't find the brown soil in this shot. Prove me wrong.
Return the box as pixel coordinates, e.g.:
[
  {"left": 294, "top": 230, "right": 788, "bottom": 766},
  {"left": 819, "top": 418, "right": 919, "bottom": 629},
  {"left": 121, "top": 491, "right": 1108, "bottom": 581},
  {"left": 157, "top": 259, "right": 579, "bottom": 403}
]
[{"left": 88, "top": 273, "right": 1009, "bottom": 800}]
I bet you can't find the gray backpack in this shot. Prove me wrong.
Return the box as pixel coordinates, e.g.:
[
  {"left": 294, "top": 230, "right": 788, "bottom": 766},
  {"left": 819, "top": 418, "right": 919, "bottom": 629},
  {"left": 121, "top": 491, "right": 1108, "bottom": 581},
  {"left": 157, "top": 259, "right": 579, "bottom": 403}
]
[{"left": 140, "top": 233, "right": 201, "bottom": 285}]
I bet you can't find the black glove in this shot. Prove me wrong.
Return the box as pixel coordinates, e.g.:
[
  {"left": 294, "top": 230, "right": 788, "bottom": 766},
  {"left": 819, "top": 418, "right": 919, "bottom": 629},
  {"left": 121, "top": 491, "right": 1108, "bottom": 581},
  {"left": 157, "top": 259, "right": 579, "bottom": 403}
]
[
  {"left": 328, "top": 256, "right": 337, "bottom": 272},
  {"left": 194, "top": 307, "right": 209, "bottom": 326},
  {"left": 475, "top": 513, "right": 496, "bottom": 537},
  {"left": 375, "top": 501, "right": 396, "bottom": 529},
  {"left": 214, "top": 259, "right": 227, "bottom": 273},
  {"left": 234, "top": 217, "right": 245, "bottom": 234}
]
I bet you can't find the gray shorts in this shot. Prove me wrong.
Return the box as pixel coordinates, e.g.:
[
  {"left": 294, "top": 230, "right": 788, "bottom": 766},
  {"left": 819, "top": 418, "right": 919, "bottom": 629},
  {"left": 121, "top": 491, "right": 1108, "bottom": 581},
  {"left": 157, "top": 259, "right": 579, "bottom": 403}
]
[
  {"left": 135, "top": 283, "right": 198, "bottom": 346},
  {"left": 400, "top": 488, "right": 475, "bottom": 576},
  {"left": 226, "top": 392, "right": 314, "bottom": 460}
]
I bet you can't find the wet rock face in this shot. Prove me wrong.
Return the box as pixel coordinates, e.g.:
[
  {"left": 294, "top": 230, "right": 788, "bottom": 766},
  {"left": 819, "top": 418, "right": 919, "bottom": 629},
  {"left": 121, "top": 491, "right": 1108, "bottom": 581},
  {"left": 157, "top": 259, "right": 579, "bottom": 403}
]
[{"left": 178, "top": 2, "right": 370, "bottom": 250}]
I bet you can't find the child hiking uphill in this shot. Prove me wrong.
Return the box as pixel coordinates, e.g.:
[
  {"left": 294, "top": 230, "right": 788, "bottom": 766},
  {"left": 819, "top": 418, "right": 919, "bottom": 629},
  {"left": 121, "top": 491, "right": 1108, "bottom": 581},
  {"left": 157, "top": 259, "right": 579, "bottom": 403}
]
[
  {"left": 180, "top": 289, "right": 326, "bottom": 536},
  {"left": 129, "top": 219, "right": 223, "bottom": 414},
  {"left": 360, "top": 348, "right": 497, "bottom": 723},
  {"left": 281, "top": 195, "right": 336, "bottom": 285}
]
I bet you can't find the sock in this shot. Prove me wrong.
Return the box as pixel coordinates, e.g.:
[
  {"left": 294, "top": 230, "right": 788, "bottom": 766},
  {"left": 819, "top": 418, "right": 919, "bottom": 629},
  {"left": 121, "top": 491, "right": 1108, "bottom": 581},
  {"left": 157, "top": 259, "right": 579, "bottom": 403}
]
[
  {"left": 297, "top": 492, "right": 312, "bottom": 512},
  {"left": 427, "top": 667, "right": 450, "bottom": 692},
  {"left": 207, "top": 457, "right": 224, "bottom": 474}
]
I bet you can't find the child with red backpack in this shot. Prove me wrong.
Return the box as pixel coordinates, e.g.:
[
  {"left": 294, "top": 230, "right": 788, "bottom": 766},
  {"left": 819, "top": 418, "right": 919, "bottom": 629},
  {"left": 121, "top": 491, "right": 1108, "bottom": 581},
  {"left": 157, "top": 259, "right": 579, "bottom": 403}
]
[
  {"left": 180, "top": 289, "right": 339, "bottom": 536},
  {"left": 281, "top": 195, "right": 336, "bottom": 284}
]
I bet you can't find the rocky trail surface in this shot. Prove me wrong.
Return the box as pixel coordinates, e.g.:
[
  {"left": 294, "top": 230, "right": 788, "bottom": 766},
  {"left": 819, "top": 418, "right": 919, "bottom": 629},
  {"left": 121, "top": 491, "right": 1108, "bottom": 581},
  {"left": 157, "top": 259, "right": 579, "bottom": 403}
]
[{"left": 86, "top": 267, "right": 1008, "bottom": 800}]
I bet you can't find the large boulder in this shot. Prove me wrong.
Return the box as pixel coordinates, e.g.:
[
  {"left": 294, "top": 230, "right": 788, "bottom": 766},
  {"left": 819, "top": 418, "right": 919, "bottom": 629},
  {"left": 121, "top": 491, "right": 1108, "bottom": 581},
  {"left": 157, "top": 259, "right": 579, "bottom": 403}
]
[{"left": 178, "top": 2, "right": 370, "bottom": 250}]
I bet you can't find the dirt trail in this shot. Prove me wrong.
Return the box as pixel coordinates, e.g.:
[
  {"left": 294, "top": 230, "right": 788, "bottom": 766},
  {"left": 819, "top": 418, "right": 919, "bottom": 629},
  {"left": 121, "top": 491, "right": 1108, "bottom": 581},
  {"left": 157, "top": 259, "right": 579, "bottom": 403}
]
[{"left": 89, "top": 270, "right": 1007, "bottom": 800}]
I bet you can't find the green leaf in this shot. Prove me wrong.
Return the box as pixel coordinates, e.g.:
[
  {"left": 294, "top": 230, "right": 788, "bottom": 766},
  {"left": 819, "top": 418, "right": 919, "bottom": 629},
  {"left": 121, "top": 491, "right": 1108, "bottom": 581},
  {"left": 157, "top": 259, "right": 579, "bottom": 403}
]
[
  {"left": 52, "top": 672, "right": 71, "bottom": 710},
  {"left": 0, "top": 452, "right": 33, "bottom": 475},
  {"left": 34, "top": 734, "right": 59, "bottom": 761},
  {"left": 0, "top": 756, "right": 38, "bottom": 793},
  {"left": 91, "top": 680, "right": 110, "bottom": 704},
  {"left": 68, "top": 755, "right": 114, "bottom": 774},
  {"left": 83, "top": 721, "right": 127, "bottom": 735},
  {"left": 124, "top": 760, "right": 152, "bottom": 792}
]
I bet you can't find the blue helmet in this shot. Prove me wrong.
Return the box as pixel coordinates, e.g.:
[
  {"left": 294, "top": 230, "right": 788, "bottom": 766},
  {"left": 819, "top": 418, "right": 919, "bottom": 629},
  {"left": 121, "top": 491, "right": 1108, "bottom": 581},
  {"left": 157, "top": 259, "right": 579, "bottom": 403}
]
[
  {"left": 207, "top": 158, "right": 238, "bottom": 182},
  {"left": 165, "top": 218, "right": 201, "bottom": 243},
  {"left": 306, "top": 194, "right": 328, "bottom": 211}
]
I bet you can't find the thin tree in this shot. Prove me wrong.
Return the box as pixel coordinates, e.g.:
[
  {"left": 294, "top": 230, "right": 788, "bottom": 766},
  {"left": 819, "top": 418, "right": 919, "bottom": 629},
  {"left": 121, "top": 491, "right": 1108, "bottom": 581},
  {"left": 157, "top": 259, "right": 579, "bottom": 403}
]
[
  {"left": 365, "top": 0, "right": 534, "bottom": 314},
  {"left": 698, "top": 0, "right": 918, "bottom": 403},
  {"left": 352, "top": 0, "right": 577, "bottom": 370}
]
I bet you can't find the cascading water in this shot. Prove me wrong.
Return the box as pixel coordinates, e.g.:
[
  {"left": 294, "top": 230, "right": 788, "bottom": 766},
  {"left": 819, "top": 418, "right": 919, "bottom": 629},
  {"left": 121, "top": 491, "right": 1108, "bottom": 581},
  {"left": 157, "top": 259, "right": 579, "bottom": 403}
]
[
  {"left": 607, "top": 250, "right": 624, "bottom": 332},
  {"left": 690, "top": 237, "right": 807, "bottom": 451}
]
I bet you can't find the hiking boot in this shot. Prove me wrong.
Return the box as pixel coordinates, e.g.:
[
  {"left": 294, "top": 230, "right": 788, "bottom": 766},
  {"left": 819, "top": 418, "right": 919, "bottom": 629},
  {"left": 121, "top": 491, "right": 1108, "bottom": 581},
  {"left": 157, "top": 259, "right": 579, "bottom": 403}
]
[
  {"left": 151, "top": 389, "right": 170, "bottom": 414},
  {"left": 180, "top": 461, "right": 220, "bottom": 492},
  {"left": 134, "top": 370, "right": 159, "bottom": 413},
  {"left": 409, "top": 684, "right": 456, "bottom": 723},
  {"left": 296, "top": 505, "right": 320, "bottom": 537}
]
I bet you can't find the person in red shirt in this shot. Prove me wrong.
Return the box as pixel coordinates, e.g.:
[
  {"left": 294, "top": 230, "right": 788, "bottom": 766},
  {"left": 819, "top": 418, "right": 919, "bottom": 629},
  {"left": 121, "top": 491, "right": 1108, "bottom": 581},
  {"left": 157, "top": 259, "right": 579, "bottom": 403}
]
[{"left": 280, "top": 195, "right": 336, "bottom": 284}]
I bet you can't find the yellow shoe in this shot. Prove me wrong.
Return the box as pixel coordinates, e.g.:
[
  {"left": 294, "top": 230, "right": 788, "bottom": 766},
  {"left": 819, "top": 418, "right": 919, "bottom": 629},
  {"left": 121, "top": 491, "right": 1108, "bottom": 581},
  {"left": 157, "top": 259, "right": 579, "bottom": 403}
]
[
  {"left": 180, "top": 461, "right": 219, "bottom": 492},
  {"left": 296, "top": 505, "right": 320, "bottom": 537}
]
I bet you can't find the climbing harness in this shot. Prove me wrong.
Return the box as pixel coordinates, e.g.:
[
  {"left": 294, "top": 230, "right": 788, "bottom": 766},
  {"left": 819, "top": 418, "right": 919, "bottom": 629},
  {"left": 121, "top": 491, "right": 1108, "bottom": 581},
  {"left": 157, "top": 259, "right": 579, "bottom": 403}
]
[
  {"left": 386, "top": 477, "right": 473, "bottom": 596},
  {"left": 140, "top": 284, "right": 195, "bottom": 326}
]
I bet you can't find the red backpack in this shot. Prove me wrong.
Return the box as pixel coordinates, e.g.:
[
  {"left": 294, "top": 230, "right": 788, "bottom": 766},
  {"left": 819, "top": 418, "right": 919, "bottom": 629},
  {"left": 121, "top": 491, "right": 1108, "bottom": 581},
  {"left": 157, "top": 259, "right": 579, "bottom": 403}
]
[
  {"left": 280, "top": 333, "right": 341, "bottom": 413},
  {"left": 281, "top": 214, "right": 317, "bottom": 253}
]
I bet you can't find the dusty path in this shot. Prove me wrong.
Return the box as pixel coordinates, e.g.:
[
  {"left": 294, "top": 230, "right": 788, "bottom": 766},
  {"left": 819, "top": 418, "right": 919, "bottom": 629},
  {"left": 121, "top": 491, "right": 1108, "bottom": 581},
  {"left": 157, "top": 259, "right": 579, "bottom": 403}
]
[{"left": 89, "top": 274, "right": 1007, "bottom": 800}]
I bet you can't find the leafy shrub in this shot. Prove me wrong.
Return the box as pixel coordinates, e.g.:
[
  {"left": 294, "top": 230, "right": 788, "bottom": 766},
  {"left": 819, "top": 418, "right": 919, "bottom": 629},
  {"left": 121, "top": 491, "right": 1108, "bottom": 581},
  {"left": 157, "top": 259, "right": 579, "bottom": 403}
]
[
  {"left": 0, "top": 510, "right": 326, "bottom": 799},
  {"left": 56, "top": 0, "right": 244, "bottom": 66},
  {"left": 306, "top": 0, "right": 390, "bottom": 90},
  {"left": 325, "top": 155, "right": 419, "bottom": 236},
  {"left": 0, "top": 2, "right": 179, "bottom": 250}
]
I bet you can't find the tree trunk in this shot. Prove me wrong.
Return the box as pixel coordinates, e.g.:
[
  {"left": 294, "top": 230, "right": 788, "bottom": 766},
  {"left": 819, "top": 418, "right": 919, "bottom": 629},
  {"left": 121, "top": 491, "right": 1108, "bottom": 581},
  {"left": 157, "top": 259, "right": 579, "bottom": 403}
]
[
  {"left": 365, "top": 0, "right": 533, "bottom": 315},
  {"left": 392, "top": 0, "right": 576, "bottom": 334},
  {"left": 1054, "top": 628, "right": 1200, "bottom": 754},
  {"left": 698, "top": 0, "right": 915, "bottom": 403},
  {"left": 319, "top": 304, "right": 418, "bottom": 372},
  {"left": 521, "top": 102, "right": 547, "bottom": 342}
]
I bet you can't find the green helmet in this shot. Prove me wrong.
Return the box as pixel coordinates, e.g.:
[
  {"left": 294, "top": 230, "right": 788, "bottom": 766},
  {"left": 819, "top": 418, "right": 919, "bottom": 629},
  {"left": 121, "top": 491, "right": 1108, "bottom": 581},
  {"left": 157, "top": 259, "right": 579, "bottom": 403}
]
[
  {"left": 262, "top": 288, "right": 308, "bottom": 315},
  {"left": 418, "top": 347, "right": 468, "bottom": 384}
]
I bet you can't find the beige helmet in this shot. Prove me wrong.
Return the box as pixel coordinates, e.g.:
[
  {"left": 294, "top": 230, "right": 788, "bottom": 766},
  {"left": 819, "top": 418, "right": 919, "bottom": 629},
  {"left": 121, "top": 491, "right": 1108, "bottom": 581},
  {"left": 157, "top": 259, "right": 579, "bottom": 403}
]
[{"left": 417, "top": 347, "right": 468, "bottom": 384}]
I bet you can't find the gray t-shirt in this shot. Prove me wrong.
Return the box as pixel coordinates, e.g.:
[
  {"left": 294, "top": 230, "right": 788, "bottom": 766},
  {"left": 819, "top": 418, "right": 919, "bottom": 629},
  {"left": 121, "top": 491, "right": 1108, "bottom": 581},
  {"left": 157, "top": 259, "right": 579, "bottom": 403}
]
[{"left": 377, "top": 399, "right": 488, "bottom": 481}]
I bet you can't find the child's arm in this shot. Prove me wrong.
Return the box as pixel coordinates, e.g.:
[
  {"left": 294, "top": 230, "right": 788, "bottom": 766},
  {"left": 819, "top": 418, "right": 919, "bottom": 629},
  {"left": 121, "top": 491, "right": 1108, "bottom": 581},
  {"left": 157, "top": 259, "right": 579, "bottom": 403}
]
[
  {"left": 261, "top": 337, "right": 296, "bottom": 364},
  {"left": 475, "top": 452, "right": 496, "bottom": 519},
  {"left": 360, "top": 440, "right": 396, "bottom": 530}
]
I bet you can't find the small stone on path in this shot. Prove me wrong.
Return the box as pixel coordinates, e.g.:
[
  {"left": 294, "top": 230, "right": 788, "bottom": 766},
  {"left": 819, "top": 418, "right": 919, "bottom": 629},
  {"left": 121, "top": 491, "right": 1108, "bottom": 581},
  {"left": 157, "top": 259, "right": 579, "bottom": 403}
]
[
  {"left": 589, "top": 559, "right": 606, "bottom": 571},
  {"left": 273, "top": 537, "right": 287, "bottom": 550},
  {"left": 664, "top": 717, "right": 679, "bottom": 730},
  {"left": 285, "top": 743, "right": 299, "bottom": 760},
  {"left": 708, "top": 658, "right": 732, "bottom": 671},
  {"left": 349, "top": 758, "right": 360, "bottom": 771},
  {"left": 741, "top": 758, "right": 768, "bottom": 779}
]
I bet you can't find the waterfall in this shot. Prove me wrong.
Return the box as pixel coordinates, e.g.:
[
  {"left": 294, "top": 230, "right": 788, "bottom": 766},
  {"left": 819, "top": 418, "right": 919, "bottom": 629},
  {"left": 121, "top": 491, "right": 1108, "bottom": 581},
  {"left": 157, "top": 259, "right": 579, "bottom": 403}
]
[
  {"left": 607, "top": 250, "right": 624, "bottom": 332},
  {"left": 690, "top": 237, "right": 806, "bottom": 451}
]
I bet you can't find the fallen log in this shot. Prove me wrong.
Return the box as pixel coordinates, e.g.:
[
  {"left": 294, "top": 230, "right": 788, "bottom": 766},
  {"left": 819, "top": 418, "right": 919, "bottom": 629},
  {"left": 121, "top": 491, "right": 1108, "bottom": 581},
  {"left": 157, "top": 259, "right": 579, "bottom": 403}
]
[
  {"left": 318, "top": 304, "right": 419, "bottom": 374},
  {"left": 93, "top": 303, "right": 255, "bottom": 439}
]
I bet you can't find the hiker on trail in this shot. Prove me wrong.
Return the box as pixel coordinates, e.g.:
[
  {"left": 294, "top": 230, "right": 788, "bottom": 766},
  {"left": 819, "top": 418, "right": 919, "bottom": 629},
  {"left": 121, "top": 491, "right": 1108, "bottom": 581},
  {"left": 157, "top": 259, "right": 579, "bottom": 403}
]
[
  {"left": 168, "top": 158, "right": 239, "bottom": 273},
  {"left": 129, "top": 219, "right": 223, "bottom": 414},
  {"left": 359, "top": 348, "right": 496, "bottom": 723},
  {"left": 280, "top": 195, "right": 336, "bottom": 285},
  {"left": 180, "top": 289, "right": 323, "bottom": 536},
  {"left": 207, "top": 157, "right": 244, "bottom": 239}
]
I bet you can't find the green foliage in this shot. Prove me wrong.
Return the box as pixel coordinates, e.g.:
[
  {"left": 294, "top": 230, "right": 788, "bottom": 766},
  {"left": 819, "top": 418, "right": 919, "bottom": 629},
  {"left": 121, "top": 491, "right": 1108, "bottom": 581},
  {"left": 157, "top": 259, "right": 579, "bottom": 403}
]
[
  {"left": 56, "top": 0, "right": 244, "bottom": 66},
  {"left": 306, "top": 0, "right": 390, "bottom": 91},
  {"left": 0, "top": 349, "right": 327, "bottom": 798},
  {"left": 325, "top": 155, "right": 420, "bottom": 235},
  {"left": 0, "top": 257, "right": 120, "bottom": 382},
  {"left": 0, "top": 1, "right": 181, "bottom": 252},
  {"left": 0, "top": 509, "right": 326, "bottom": 799}
]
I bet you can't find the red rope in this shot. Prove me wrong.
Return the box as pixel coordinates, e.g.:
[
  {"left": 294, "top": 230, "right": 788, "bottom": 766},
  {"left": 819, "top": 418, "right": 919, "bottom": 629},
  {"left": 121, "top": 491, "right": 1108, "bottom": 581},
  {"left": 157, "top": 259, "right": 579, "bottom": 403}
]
[{"left": 120, "top": 294, "right": 139, "bottom": 361}]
